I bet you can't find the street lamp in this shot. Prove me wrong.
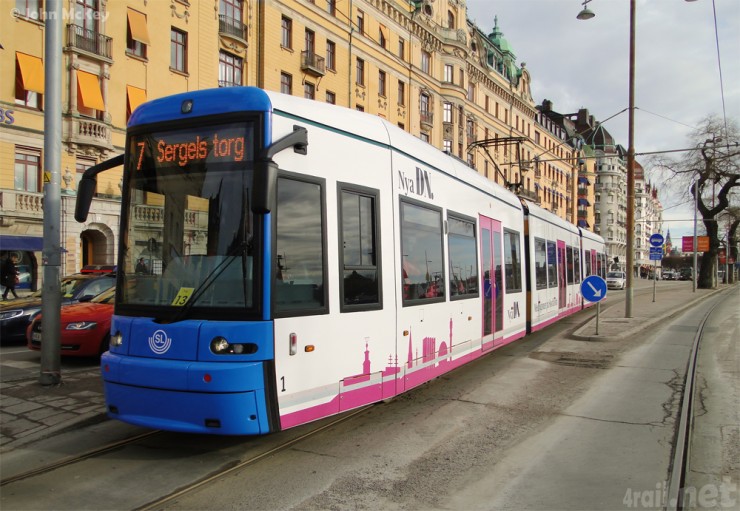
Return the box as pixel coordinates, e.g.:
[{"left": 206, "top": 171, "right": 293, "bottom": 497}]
[{"left": 578, "top": 0, "right": 636, "bottom": 318}]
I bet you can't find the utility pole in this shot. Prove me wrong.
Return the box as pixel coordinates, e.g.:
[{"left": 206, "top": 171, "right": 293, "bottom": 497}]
[{"left": 40, "top": 0, "right": 62, "bottom": 386}]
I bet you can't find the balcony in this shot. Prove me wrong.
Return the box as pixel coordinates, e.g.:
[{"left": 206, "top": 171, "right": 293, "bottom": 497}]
[
  {"left": 420, "top": 111, "right": 434, "bottom": 129},
  {"left": 0, "top": 190, "right": 44, "bottom": 221},
  {"left": 64, "top": 115, "right": 112, "bottom": 151},
  {"left": 301, "top": 51, "right": 326, "bottom": 77},
  {"left": 66, "top": 24, "right": 112, "bottom": 60},
  {"left": 577, "top": 209, "right": 589, "bottom": 219},
  {"left": 577, "top": 187, "right": 588, "bottom": 196},
  {"left": 218, "top": 15, "right": 247, "bottom": 41}
]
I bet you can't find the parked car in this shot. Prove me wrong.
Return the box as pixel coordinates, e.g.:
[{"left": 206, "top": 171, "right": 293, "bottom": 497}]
[
  {"left": 606, "top": 271, "right": 627, "bottom": 290},
  {"left": 0, "top": 273, "right": 116, "bottom": 344},
  {"left": 679, "top": 268, "right": 693, "bottom": 281},
  {"left": 663, "top": 271, "right": 675, "bottom": 280},
  {"left": 28, "top": 286, "right": 116, "bottom": 357}
]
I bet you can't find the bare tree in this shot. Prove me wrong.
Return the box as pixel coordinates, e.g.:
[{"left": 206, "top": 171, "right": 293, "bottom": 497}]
[{"left": 652, "top": 116, "right": 739, "bottom": 288}]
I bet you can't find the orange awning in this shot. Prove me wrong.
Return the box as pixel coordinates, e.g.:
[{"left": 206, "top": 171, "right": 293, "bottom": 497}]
[
  {"left": 126, "top": 85, "right": 147, "bottom": 113},
  {"left": 77, "top": 70, "right": 105, "bottom": 111},
  {"left": 127, "top": 9, "right": 150, "bottom": 45},
  {"left": 16, "top": 52, "right": 45, "bottom": 94}
]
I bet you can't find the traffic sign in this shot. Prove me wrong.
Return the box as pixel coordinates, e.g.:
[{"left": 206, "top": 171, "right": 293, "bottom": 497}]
[
  {"left": 581, "top": 275, "right": 607, "bottom": 303},
  {"left": 649, "top": 233, "right": 664, "bottom": 247},
  {"left": 649, "top": 247, "right": 663, "bottom": 261}
]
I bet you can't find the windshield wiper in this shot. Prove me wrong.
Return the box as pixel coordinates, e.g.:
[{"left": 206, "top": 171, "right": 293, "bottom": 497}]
[{"left": 156, "top": 240, "right": 250, "bottom": 324}]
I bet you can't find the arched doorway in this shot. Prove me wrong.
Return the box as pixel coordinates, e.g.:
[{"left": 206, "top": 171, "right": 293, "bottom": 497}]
[{"left": 80, "top": 224, "right": 115, "bottom": 271}]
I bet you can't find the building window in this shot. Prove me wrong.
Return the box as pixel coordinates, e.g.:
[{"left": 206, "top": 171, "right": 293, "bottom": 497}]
[
  {"left": 280, "top": 72, "right": 292, "bottom": 94},
  {"left": 14, "top": 148, "right": 41, "bottom": 193},
  {"left": 275, "top": 176, "right": 327, "bottom": 315},
  {"left": 378, "top": 70, "right": 386, "bottom": 97},
  {"left": 356, "top": 10, "right": 364, "bottom": 35},
  {"left": 126, "top": 9, "right": 149, "bottom": 58},
  {"left": 304, "top": 28, "right": 315, "bottom": 53},
  {"left": 16, "top": 0, "right": 42, "bottom": 19},
  {"left": 340, "top": 186, "right": 381, "bottom": 310},
  {"left": 15, "top": 52, "right": 43, "bottom": 109},
  {"left": 466, "top": 119, "right": 474, "bottom": 138},
  {"left": 356, "top": 57, "right": 365, "bottom": 86},
  {"left": 398, "top": 38, "right": 405, "bottom": 61},
  {"left": 326, "top": 40, "right": 336, "bottom": 70},
  {"left": 76, "top": 70, "right": 105, "bottom": 119},
  {"left": 219, "top": 51, "right": 243, "bottom": 87},
  {"left": 327, "top": 0, "right": 336, "bottom": 16},
  {"left": 420, "top": 132, "right": 429, "bottom": 143},
  {"left": 444, "top": 64, "right": 453, "bottom": 83},
  {"left": 401, "top": 200, "right": 445, "bottom": 304},
  {"left": 379, "top": 27, "right": 386, "bottom": 49},
  {"left": 443, "top": 102, "right": 452, "bottom": 123},
  {"left": 170, "top": 28, "right": 187, "bottom": 73},
  {"left": 126, "top": 85, "right": 146, "bottom": 121},
  {"left": 356, "top": 104, "right": 364, "bottom": 112},
  {"left": 443, "top": 139, "right": 452, "bottom": 153},
  {"left": 74, "top": 0, "right": 99, "bottom": 34},
  {"left": 447, "top": 10, "right": 455, "bottom": 29},
  {"left": 397, "top": 80, "right": 405, "bottom": 106},
  {"left": 421, "top": 50, "right": 430, "bottom": 74},
  {"left": 420, "top": 93, "right": 430, "bottom": 117},
  {"left": 75, "top": 157, "right": 96, "bottom": 195},
  {"left": 304, "top": 82, "right": 315, "bottom": 99},
  {"left": 448, "top": 214, "right": 478, "bottom": 298},
  {"left": 467, "top": 82, "right": 475, "bottom": 101},
  {"left": 281, "top": 16, "right": 292, "bottom": 49},
  {"left": 326, "top": 91, "right": 336, "bottom": 104}
]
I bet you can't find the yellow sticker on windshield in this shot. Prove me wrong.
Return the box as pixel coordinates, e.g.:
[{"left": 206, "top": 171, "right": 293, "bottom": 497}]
[{"left": 171, "top": 287, "right": 194, "bottom": 306}]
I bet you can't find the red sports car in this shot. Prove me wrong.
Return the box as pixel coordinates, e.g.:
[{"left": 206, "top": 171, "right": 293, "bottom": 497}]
[{"left": 27, "top": 287, "right": 115, "bottom": 357}]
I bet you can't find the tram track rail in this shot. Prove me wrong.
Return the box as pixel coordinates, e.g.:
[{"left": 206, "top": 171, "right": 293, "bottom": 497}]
[
  {"left": 134, "top": 405, "right": 372, "bottom": 511},
  {"left": 665, "top": 292, "right": 725, "bottom": 511},
  {"left": 0, "top": 430, "right": 162, "bottom": 486}
]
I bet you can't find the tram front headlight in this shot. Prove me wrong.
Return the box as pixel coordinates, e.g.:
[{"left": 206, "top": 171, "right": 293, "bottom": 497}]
[
  {"left": 110, "top": 332, "right": 123, "bottom": 347},
  {"left": 209, "top": 336, "right": 258, "bottom": 355},
  {"left": 211, "top": 337, "right": 230, "bottom": 354}
]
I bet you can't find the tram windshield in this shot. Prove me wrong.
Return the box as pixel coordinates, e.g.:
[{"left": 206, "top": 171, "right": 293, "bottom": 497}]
[{"left": 118, "top": 120, "right": 259, "bottom": 317}]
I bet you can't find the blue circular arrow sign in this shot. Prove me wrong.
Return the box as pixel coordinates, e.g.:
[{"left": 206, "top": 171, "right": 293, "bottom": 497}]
[
  {"left": 581, "top": 275, "right": 607, "bottom": 303},
  {"left": 649, "top": 233, "right": 664, "bottom": 247}
]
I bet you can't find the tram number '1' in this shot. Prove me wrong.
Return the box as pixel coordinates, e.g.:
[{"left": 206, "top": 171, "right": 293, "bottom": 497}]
[{"left": 280, "top": 376, "right": 286, "bottom": 392}]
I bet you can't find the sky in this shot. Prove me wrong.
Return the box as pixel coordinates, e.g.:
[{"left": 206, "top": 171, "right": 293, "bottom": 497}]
[{"left": 465, "top": 0, "right": 740, "bottom": 244}]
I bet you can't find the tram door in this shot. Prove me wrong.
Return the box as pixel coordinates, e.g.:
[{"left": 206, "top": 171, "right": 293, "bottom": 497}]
[
  {"left": 557, "top": 241, "right": 566, "bottom": 309},
  {"left": 480, "top": 216, "right": 503, "bottom": 348}
]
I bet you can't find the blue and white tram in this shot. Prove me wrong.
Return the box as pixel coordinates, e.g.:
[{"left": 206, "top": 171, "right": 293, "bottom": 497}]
[{"left": 75, "top": 87, "right": 597, "bottom": 435}]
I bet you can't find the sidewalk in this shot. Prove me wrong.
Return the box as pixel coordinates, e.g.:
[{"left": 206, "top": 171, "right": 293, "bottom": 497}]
[{"left": 0, "top": 281, "right": 730, "bottom": 453}]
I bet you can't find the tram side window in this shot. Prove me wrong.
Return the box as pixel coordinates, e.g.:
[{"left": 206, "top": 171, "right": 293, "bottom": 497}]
[
  {"left": 585, "top": 251, "right": 592, "bottom": 276},
  {"left": 448, "top": 214, "right": 478, "bottom": 299},
  {"left": 534, "top": 237, "right": 547, "bottom": 290},
  {"left": 503, "top": 229, "right": 522, "bottom": 293},
  {"left": 275, "top": 176, "right": 327, "bottom": 315},
  {"left": 573, "top": 247, "right": 581, "bottom": 283},
  {"left": 401, "top": 200, "right": 445, "bottom": 304},
  {"left": 339, "top": 185, "right": 381, "bottom": 311},
  {"left": 566, "top": 246, "right": 575, "bottom": 284},
  {"left": 547, "top": 241, "right": 557, "bottom": 288}
]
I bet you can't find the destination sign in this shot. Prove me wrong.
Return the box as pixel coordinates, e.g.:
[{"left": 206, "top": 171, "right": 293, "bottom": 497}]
[{"left": 131, "top": 123, "right": 253, "bottom": 171}]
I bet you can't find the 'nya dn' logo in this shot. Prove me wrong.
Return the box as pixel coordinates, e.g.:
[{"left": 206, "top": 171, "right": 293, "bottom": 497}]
[{"left": 398, "top": 167, "right": 434, "bottom": 199}]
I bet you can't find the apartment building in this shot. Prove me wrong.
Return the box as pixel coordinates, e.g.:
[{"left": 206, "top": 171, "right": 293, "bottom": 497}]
[{"left": 0, "top": 0, "right": 589, "bottom": 289}]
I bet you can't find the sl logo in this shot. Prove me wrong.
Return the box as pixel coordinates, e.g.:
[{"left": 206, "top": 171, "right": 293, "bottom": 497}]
[{"left": 148, "top": 329, "right": 172, "bottom": 354}]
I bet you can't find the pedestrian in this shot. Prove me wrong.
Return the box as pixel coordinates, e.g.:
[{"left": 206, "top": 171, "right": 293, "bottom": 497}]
[
  {"left": 135, "top": 257, "right": 148, "bottom": 275},
  {"left": 1, "top": 253, "right": 20, "bottom": 300}
]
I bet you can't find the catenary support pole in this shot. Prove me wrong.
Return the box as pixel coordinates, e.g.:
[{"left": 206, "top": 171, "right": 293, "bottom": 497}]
[{"left": 40, "top": 0, "right": 62, "bottom": 386}]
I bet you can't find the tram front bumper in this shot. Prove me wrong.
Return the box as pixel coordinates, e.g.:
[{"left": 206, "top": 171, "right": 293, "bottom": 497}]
[{"left": 101, "top": 352, "right": 273, "bottom": 435}]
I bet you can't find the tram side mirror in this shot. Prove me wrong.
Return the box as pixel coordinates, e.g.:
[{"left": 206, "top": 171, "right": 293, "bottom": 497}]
[
  {"left": 251, "top": 126, "right": 308, "bottom": 215},
  {"left": 74, "top": 154, "right": 124, "bottom": 223},
  {"left": 75, "top": 176, "right": 97, "bottom": 222},
  {"left": 252, "top": 159, "right": 277, "bottom": 214}
]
